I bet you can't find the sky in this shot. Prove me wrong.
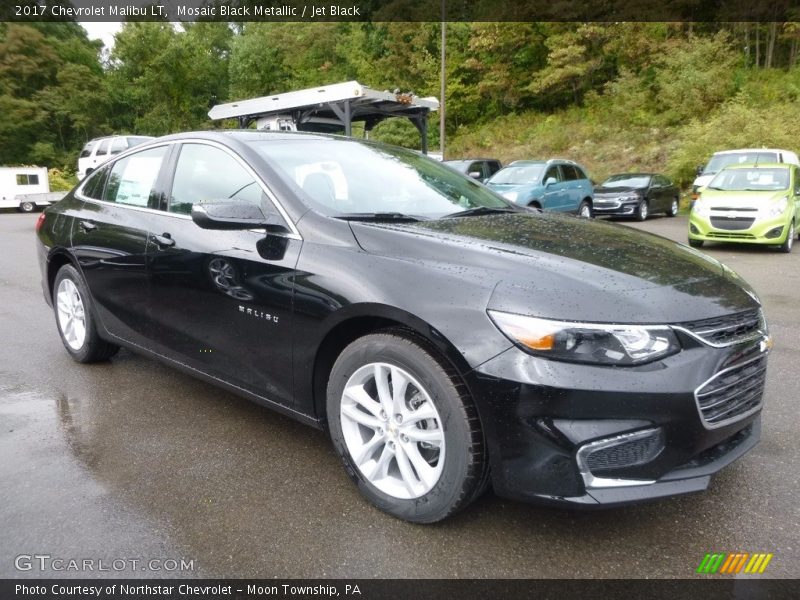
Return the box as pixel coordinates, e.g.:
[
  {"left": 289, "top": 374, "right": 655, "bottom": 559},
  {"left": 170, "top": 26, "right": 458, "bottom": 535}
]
[{"left": 79, "top": 22, "right": 123, "bottom": 50}]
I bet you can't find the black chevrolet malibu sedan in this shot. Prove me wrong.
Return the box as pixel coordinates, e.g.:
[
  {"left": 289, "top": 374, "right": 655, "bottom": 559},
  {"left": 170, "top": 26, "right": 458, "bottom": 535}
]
[
  {"left": 36, "top": 131, "right": 769, "bottom": 523},
  {"left": 593, "top": 173, "right": 681, "bottom": 221}
]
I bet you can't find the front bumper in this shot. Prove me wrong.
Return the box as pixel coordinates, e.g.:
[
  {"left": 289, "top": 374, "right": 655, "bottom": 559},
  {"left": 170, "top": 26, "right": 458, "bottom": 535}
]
[
  {"left": 592, "top": 198, "right": 640, "bottom": 217},
  {"left": 689, "top": 211, "right": 792, "bottom": 244},
  {"left": 466, "top": 332, "right": 767, "bottom": 507}
]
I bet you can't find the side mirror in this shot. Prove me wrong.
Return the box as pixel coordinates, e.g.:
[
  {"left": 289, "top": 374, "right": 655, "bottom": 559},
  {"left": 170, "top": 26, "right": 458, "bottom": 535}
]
[
  {"left": 191, "top": 201, "right": 289, "bottom": 233},
  {"left": 468, "top": 171, "right": 482, "bottom": 179},
  {"left": 544, "top": 177, "right": 558, "bottom": 187},
  {"left": 696, "top": 165, "right": 704, "bottom": 176}
]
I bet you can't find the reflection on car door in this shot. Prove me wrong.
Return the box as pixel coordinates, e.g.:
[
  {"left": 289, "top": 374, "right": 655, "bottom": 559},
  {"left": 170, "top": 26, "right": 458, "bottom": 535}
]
[
  {"left": 70, "top": 145, "right": 171, "bottom": 345},
  {"left": 542, "top": 165, "right": 568, "bottom": 211},
  {"left": 146, "top": 142, "right": 301, "bottom": 407}
]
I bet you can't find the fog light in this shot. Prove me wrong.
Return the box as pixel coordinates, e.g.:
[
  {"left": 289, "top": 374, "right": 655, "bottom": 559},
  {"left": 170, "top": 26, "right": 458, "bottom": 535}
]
[
  {"left": 575, "top": 428, "right": 664, "bottom": 489},
  {"left": 764, "top": 226, "right": 783, "bottom": 239},
  {"left": 690, "top": 224, "right": 700, "bottom": 234}
]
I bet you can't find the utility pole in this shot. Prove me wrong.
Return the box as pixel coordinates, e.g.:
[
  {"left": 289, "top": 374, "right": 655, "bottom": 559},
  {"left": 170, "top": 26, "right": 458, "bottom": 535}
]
[{"left": 439, "top": 0, "right": 446, "bottom": 159}]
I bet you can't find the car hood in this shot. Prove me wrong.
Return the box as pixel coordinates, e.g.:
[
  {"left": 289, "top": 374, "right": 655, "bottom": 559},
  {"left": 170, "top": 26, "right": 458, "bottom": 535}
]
[
  {"left": 594, "top": 185, "right": 644, "bottom": 196},
  {"left": 348, "top": 213, "right": 759, "bottom": 323},
  {"left": 699, "top": 189, "right": 786, "bottom": 208}
]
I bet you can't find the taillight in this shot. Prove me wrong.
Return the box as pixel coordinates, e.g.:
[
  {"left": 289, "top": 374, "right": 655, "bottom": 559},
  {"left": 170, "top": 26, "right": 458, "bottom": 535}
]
[{"left": 35, "top": 213, "right": 46, "bottom": 233}]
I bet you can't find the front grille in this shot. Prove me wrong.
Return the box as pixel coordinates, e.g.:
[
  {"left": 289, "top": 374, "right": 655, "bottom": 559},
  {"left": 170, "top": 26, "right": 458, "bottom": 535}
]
[
  {"left": 711, "top": 207, "right": 757, "bottom": 212},
  {"left": 695, "top": 356, "right": 767, "bottom": 428},
  {"left": 705, "top": 232, "right": 756, "bottom": 239},
  {"left": 678, "top": 309, "right": 764, "bottom": 346},
  {"left": 585, "top": 429, "right": 664, "bottom": 474},
  {"left": 710, "top": 216, "right": 755, "bottom": 231}
]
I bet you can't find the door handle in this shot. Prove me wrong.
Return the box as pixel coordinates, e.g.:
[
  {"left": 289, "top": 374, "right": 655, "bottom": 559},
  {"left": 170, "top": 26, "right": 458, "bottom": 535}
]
[
  {"left": 152, "top": 233, "right": 175, "bottom": 248},
  {"left": 78, "top": 220, "right": 97, "bottom": 232}
]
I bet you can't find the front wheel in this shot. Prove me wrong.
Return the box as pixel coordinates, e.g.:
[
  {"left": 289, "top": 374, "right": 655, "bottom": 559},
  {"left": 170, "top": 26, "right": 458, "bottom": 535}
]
[
  {"left": 779, "top": 222, "right": 794, "bottom": 253},
  {"left": 666, "top": 198, "right": 679, "bottom": 217},
  {"left": 18, "top": 201, "right": 35, "bottom": 213},
  {"left": 635, "top": 199, "right": 649, "bottom": 221},
  {"left": 326, "top": 332, "right": 487, "bottom": 523},
  {"left": 53, "top": 264, "right": 120, "bottom": 362},
  {"left": 577, "top": 200, "right": 592, "bottom": 219}
]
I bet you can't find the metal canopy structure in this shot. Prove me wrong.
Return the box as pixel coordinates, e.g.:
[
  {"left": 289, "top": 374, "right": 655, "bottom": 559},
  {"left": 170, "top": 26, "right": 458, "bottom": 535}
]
[{"left": 208, "top": 81, "right": 439, "bottom": 153}]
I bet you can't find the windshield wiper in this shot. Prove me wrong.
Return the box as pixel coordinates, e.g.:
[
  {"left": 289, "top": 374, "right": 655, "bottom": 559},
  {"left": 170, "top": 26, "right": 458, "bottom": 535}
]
[
  {"left": 335, "top": 212, "right": 426, "bottom": 222},
  {"left": 442, "top": 206, "right": 518, "bottom": 218}
]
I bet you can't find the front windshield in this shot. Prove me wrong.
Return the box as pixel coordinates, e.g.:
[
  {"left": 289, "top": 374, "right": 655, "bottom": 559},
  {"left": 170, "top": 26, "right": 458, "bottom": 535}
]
[
  {"left": 250, "top": 139, "right": 510, "bottom": 218},
  {"left": 487, "top": 164, "right": 545, "bottom": 185},
  {"left": 704, "top": 152, "right": 778, "bottom": 175},
  {"left": 601, "top": 175, "right": 651, "bottom": 188},
  {"left": 707, "top": 167, "right": 789, "bottom": 192}
]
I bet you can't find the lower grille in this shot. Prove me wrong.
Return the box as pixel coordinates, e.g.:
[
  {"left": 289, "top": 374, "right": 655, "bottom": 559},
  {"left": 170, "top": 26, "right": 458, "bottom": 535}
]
[
  {"left": 585, "top": 429, "right": 665, "bottom": 475},
  {"left": 710, "top": 216, "right": 755, "bottom": 231},
  {"left": 695, "top": 356, "right": 767, "bottom": 428},
  {"left": 705, "top": 232, "right": 756, "bottom": 239}
]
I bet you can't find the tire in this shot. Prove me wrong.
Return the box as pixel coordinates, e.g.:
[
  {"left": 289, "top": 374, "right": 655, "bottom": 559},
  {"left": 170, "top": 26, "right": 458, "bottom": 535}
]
[
  {"left": 634, "top": 199, "right": 649, "bottom": 221},
  {"left": 18, "top": 201, "right": 35, "bottom": 213},
  {"left": 688, "top": 238, "right": 704, "bottom": 248},
  {"left": 779, "top": 222, "right": 794, "bottom": 253},
  {"left": 577, "top": 200, "right": 592, "bottom": 219},
  {"left": 53, "top": 264, "right": 119, "bottom": 363},
  {"left": 666, "top": 198, "right": 679, "bottom": 217},
  {"left": 326, "top": 332, "right": 487, "bottom": 523},
  {"left": 528, "top": 200, "right": 542, "bottom": 210}
]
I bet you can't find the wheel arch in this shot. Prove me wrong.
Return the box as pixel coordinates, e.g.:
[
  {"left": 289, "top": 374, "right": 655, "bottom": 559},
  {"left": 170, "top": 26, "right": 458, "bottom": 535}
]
[
  {"left": 46, "top": 249, "right": 79, "bottom": 301},
  {"left": 310, "top": 304, "right": 473, "bottom": 427}
]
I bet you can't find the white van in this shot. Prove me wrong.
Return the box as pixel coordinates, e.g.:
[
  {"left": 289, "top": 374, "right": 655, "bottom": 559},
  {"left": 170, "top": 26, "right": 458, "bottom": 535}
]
[
  {"left": 0, "top": 166, "right": 62, "bottom": 212},
  {"left": 692, "top": 148, "right": 800, "bottom": 199},
  {"left": 77, "top": 135, "right": 154, "bottom": 180}
]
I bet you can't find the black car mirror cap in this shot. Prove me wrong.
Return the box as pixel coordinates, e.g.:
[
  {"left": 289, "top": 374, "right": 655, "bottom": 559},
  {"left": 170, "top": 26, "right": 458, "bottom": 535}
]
[{"left": 191, "top": 201, "right": 289, "bottom": 233}]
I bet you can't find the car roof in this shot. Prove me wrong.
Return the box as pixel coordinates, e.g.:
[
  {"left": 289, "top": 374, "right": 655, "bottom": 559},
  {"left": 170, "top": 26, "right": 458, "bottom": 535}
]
[
  {"left": 722, "top": 162, "right": 790, "bottom": 170},
  {"left": 712, "top": 148, "right": 792, "bottom": 155},
  {"left": 605, "top": 172, "right": 656, "bottom": 177},
  {"left": 444, "top": 158, "right": 499, "bottom": 164},
  {"left": 152, "top": 130, "right": 340, "bottom": 144},
  {"left": 508, "top": 159, "right": 579, "bottom": 166}
]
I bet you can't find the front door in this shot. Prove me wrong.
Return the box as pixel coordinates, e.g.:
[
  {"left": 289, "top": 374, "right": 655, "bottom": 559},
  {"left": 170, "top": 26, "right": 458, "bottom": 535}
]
[{"left": 145, "top": 142, "right": 301, "bottom": 407}]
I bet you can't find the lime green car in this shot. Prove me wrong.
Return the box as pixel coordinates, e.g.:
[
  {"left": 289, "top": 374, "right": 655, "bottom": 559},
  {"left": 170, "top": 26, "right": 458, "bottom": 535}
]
[{"left": 689, "top": 163, "right": 800, "bottom": 253}]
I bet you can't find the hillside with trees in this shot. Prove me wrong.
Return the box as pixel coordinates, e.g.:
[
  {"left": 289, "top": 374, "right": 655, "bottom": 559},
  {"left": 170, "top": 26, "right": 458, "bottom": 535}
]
[{"left": 2, "top": 21, "right": 800, "bottom": 189}]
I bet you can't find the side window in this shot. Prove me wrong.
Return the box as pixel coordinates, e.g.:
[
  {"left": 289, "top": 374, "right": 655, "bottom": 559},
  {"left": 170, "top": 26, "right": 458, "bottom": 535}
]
[
  {"left": 103, "top": 146, "right": 168, "bottom": 208},
  {"left": 109, "top": 138, "right": 128, "bottom": 155},
  {"left": 79, "top": 143, "right": 94, "bottom": 159},
  {"left": 574, "top": 167, "right": 588, "bottom": 181},
  {"left": 544, "top": 166, "right": 561, "bottom": 183},
  {"left": 488, "top": 161, "right": 501, "bottom": 177},
  {"left": 561, "top": 165, "right": 579, "bottom": 181},
  {"left": 16, "top": 174, "right": 39, "bottom": 185},
  {"left": 794, "top": 169, "right": 800, "bottom": 195},
  {"left": 168, "top": 143, "right": 272, "bottom": 216},
  {"left": 81, "top": 167, "right": 110, "bottom": 200},
  {"left": 95, "top": 139, "right": 111, "bottom": 157}
]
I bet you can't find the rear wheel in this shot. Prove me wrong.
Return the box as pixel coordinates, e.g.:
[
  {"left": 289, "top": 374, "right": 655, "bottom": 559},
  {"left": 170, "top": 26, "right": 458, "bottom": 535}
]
[
  {"left": 779, "top": 222, "right": 794, "bottom": 253},
  {"left": 53, "top": 264, "right": 119, "bottom": 363},
  {"left": 327, "top": 332, "right": 487, "bottom": 523},
  {"left": 666, "top": 198, "right": 679, "bottom": 217},
  {"left": 635, "top": 199, "right": 649, "bottom": 221},
  {"left": 577, "top": 200, "right": 592, "bottom": 219},
  {"left": 688, "top": 238, "right": 704, "bottom": 248},
  {"left": 18, "top": 201, "right": 35, "bottom": 213}
]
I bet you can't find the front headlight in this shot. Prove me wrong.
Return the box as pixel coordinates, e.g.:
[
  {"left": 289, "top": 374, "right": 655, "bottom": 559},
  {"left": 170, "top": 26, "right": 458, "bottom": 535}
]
[
  {"left": 502, "top": 190, "right": 518, "bottom": 202},
  {"left": 488, "top": 310, "right": 681, "bottom": 366},
  {"left": 692, "top": 198, "right": 709, "bottom": 216},
  {"left": 767, "top": 196, "right": 788, "bottom": 218},
  {"left": 619, "top": 195, "right": 640, "bottom": 202}
]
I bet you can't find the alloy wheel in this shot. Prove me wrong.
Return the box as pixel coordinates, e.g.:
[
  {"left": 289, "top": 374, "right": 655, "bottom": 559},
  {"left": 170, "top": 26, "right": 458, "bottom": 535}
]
[
  {"left": 56, "top": 278, "right": 86, "bottom": 350},
  {"left": 339, "top": 362, "right": 445, "bottom": 499}
]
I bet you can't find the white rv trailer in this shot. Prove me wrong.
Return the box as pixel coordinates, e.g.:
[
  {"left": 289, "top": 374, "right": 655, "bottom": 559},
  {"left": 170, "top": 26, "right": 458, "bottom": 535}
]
[
  {"left": 0, "top": 166, "right": 66, "bottom": 212},
  {"left": 208, "top": 80, "right": 439, "bottom": 154}
]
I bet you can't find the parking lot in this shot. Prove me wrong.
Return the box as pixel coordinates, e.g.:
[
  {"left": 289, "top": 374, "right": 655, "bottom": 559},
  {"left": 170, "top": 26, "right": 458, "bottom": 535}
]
[{"left": 1, "top": 211, "right": 798, "bottom": 578}]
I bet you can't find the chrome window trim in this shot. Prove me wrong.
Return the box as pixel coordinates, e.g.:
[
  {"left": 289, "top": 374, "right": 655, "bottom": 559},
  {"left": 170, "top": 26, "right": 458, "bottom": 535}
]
[
  {"left": 574, "top": 428, "right": 660, "bottom": 489},
  {"left": 693, "top": 351, "right": 768, "bottom": 430},
  {"left": 75, "top": 138, "right": 302, "bottom": 241}
]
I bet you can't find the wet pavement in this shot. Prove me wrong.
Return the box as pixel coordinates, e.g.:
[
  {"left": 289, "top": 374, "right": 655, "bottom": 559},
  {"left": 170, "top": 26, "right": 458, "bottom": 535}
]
[{"left": 1, "top": 211, "right": 798, "bottom": 578}]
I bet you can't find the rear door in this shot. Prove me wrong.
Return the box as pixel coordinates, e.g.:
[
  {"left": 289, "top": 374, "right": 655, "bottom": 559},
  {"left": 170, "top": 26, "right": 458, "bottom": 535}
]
[
  {"left": 70, "top": 144, "right": 172, "bottom": 345},
  {"left": 145, "top": 141, "right": 302, "bottom": 406}
]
